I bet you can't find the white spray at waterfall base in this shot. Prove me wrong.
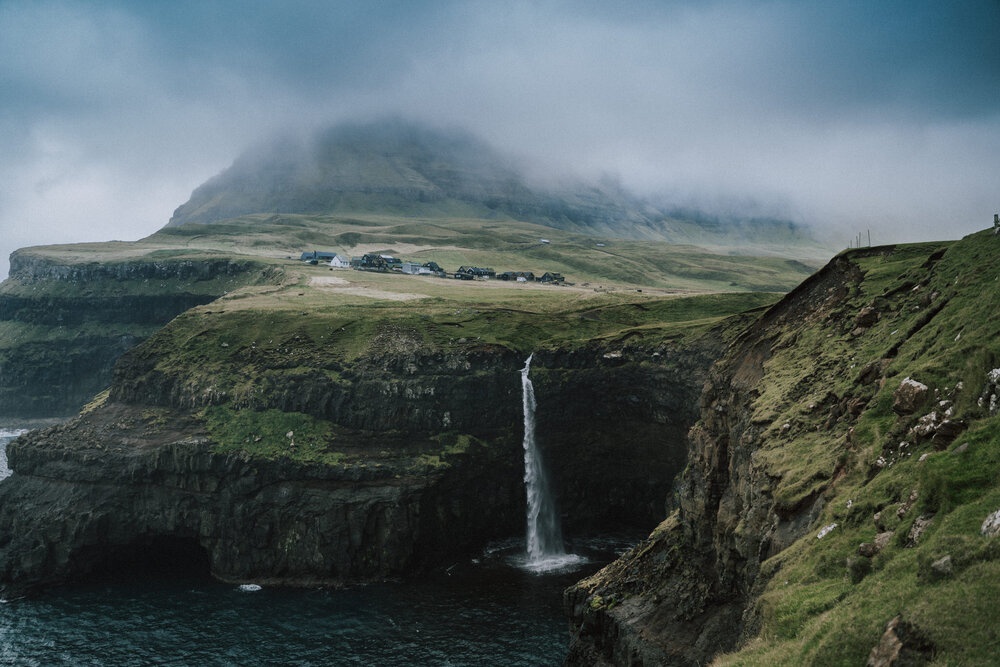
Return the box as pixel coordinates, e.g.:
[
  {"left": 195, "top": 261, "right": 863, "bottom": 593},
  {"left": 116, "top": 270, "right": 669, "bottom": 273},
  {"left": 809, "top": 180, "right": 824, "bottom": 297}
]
[{"left": 515, "top": 354, "right": 586, "bottom": 574}]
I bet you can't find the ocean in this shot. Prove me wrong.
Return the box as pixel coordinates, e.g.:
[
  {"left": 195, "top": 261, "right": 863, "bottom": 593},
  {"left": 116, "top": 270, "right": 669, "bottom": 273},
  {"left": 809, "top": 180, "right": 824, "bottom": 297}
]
[{"left": 0, "top": 427, "right": 633, "bottom": 666}]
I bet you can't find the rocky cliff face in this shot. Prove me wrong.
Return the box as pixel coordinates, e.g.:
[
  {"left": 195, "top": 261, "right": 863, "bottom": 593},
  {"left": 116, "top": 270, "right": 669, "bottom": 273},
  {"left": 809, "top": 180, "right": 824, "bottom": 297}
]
[
  {"left": 0, "top": 405, "right": 520, "bottom": 592},
  {"left": 0, "top": 250, "right": 280, "bottom": 417},
  {"left": 563, "top": 233, "right": 1000, "bottom": 665},
  {"left": 0, "top": 307, "right": 722, "bottom": 595},
  {"left": 560, "top": 252, "right": 878, "bottom": 664}
]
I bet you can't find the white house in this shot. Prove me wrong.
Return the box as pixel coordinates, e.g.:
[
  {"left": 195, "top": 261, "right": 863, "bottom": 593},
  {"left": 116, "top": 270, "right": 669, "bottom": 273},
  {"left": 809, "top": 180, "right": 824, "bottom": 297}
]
[
  {"left": 401, "top": 262, "right": 433, "bottom": 275},
  {"left": 327, "top": 254, "right": 351, "bottom": 268}
]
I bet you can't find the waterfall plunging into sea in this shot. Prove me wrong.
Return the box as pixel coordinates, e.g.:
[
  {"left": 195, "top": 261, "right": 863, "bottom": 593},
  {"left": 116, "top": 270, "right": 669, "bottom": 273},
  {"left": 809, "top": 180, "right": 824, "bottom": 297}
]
[{"left": 518, "top": 354, "right": 585, "bottom": 573}]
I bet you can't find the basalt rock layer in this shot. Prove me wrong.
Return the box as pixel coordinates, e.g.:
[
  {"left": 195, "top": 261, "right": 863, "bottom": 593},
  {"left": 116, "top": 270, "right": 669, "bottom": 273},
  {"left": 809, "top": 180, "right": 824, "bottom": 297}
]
[
  {"left": 0, "top": 304, "right": 724, "bottom": 594},
  {"left": 0, "top": 406, "right": 520, "bottom": 592}
]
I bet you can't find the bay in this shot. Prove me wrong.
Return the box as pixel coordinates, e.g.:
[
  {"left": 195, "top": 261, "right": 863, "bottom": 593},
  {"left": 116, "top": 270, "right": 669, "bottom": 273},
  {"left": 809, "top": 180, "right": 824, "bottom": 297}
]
[{"left": 0, "top": 428, "right": 633, "bottom": 666}]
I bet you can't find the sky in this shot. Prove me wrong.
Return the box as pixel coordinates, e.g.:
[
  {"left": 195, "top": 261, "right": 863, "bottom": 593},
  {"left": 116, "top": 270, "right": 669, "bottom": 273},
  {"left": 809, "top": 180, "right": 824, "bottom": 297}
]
[{"left": 2, "top": 0, "right": 999, "bottom": 278}]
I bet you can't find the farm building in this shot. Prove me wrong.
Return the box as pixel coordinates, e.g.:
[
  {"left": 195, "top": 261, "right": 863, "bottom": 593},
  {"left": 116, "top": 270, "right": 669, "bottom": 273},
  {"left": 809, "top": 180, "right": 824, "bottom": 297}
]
[
  {"left": 401, "top": 262, "right": 433, "bottom": 275},
  {"left": 454, "top": 266, "right": 495, "bottom": 280}
]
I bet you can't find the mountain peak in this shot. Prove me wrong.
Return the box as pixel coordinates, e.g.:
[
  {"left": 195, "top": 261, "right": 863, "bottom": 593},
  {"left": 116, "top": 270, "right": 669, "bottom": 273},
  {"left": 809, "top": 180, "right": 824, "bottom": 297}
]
[
  {"left": 167, "top": 118, "right": 537, "bottom": 227},
  {"left": 166, "top": 118, "right": 820, "bottom": 255}
]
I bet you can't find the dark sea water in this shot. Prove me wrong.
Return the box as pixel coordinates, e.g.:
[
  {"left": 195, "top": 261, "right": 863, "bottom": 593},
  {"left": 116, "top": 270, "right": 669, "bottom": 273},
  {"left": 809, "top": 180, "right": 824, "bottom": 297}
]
[{"left": 0, "top": 428, "right": 636, "bottom": 666}]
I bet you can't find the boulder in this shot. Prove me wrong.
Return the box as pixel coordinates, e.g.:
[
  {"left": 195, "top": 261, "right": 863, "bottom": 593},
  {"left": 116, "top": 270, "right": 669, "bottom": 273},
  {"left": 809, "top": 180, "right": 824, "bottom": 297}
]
[
  {"left": 855, "top": 306, "right": 879, "bottom": 328},
  {"left": 893, "top": 378, "right": 929, "bottom": 415},
  {"left": 906, "top": 515, "right": 934, "bottom": 547},
  {"left": 978, "top": 368, "right": 1000, "bottom": 415},
  {"left": 909, "top": 411, "right": 966, "bottom": 447},
  {"left": 981, "top": 508, "right": 1000, "bottom": 537},
  {"left": 867, "top": 616, "right": 935, "bottom": 666},
  {"left": 858, "top": 531, "right": 894, "bottom": 558}
]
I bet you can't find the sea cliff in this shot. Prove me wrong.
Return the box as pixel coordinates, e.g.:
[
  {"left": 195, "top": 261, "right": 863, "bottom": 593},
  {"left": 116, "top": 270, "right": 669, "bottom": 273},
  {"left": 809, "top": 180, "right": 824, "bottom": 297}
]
[
  {"left": 0, "top": 298, "right": 725, "bottom": 595},
  {"left": 564, "top": 232, "right": 1000, "bottom": 665},
  {"left": 0, "top": 247, "right": 281, "bottom": 417}
]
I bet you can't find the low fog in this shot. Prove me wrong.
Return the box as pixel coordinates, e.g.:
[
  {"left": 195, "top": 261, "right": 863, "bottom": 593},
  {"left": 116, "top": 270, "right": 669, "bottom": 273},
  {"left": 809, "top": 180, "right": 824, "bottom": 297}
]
[{"left": 2, "top": 1, "right": 998, "bottom": 277}]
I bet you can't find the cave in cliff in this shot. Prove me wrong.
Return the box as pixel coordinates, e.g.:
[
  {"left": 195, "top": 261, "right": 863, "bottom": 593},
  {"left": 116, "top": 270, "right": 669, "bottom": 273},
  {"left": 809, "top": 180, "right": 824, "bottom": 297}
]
[{"left": 85, "top": 535, "right": 214, "bottom": 584}]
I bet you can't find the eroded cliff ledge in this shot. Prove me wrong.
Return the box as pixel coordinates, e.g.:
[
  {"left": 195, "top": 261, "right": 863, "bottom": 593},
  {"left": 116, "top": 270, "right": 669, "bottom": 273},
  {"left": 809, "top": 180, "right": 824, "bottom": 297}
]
[{"left": 564, "top": 232, "right": 1000, "bottom": 665}]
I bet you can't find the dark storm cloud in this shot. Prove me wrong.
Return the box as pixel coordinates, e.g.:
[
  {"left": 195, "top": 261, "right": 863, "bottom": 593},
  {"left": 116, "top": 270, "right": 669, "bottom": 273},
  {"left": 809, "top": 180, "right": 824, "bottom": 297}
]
[
  {"left": 1, "top": 0, "right": 999, "bottom": 277},
  {"left": 715, "top": 2, "right": 1000, "bottom": 121}
]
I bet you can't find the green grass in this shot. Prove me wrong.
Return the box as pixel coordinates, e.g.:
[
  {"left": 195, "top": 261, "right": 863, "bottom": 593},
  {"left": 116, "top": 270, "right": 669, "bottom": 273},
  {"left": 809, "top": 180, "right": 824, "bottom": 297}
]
[
  {"left": 130, "top": 288, "right": 778, "bottom": 409},
  {"left": 714, "top": 420, "right": 1000, "bottom": 665},
  {"left": 203, "top": 405, "right": 344, "bottom": 464},
  {"left": 0, "top": 321, "right": 163, "bottom": 350},
  {"left": 707, "top": 231, "right": 1000, "bottom": 665},
  {"left": 145, "top": 213, "right": 821, "bottom": 291},
  {"left": 201, "top": 404, "right": 487, "bottom": 469}
]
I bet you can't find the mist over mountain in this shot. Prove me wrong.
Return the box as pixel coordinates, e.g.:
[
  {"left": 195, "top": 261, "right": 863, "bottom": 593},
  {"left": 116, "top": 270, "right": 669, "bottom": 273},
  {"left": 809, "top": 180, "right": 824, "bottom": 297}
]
[{"left": 167, "top": 119, "right": 818, "bottom": 252}]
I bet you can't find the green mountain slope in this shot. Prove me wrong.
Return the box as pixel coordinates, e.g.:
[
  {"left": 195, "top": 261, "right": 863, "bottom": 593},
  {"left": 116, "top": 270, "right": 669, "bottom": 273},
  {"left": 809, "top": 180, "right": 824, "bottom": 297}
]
[
  {"left": 0, "top": 214, "right": 820, "bottom": 419},
  {"left": 565, "top": 229, "right": 1000, "bottom": 665},
  {"left": 166, "top": 119, "right": 827, "bottom": 257},
  {"left": 152, "top": 213, "right": 819, "bottom": 292}
]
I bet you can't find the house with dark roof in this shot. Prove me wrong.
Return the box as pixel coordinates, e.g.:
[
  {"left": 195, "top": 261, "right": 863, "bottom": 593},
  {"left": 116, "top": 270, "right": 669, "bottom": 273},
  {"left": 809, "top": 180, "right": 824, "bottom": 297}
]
[
  {"left": 498, "top": 271, "right": 535, "bottom": 282},
  {"left": 539, "top": 272, "right": 565, "bottom": 284},
  {"left": 454, "top": 266, "right": 495, "bottom": 280},
  {"left": 300, "top": 250, "right": 338, "bottom": 264}
]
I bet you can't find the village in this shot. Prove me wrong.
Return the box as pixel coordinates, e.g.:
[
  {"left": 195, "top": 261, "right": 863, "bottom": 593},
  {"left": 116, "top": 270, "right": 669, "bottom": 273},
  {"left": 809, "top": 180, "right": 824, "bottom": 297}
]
[{"left": 298, "top": 250, "right": 567, "bottom": 285}]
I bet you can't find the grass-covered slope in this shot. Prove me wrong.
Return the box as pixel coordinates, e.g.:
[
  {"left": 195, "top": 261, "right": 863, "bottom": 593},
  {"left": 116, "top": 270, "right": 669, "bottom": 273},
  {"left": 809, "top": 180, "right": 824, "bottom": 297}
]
[
  {"left": 720, "top": 232, "right": 1000, "bottom": 665},
  {"left": 151, "top": 212, "right": 821, "bottom": 291},
  {"left": 0, "top": 212, "right": 817, "bottom": 420},
  {"left": 566, "top": 229, "right": 1000, "bottom": 665}
]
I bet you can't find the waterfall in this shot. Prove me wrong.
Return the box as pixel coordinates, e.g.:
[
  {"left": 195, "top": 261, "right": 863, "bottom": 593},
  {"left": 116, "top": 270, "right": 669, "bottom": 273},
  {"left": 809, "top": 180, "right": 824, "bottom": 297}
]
[
  {"left": 518, "top": 355, "right": 584, "bottom": 573},
  {"left": 521, "top": 354, "right": 565, "bottom": 561},
  {"left": 0, "top": 429, "right": 26, "bottom": 483}
]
